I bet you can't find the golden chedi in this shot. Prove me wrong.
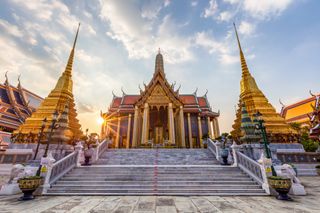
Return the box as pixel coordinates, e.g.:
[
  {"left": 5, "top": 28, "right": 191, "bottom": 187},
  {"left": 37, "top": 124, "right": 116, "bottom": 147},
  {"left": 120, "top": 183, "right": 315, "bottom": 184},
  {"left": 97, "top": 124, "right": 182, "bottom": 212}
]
[
  {"left": 14, "top": 24, "right": 82, "bottom": 144},
  {"left": 231, "top": 23, "right": 296, "bottom": 143}
]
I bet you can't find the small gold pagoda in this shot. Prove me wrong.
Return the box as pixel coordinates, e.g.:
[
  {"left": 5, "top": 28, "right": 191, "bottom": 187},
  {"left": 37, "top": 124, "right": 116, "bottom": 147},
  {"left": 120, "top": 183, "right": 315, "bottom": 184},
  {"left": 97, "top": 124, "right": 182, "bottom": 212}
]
[
  {"left": 231, "top": 23, "right": 296, "bottom": 143},
  {"left": 14, "top": 24, "right": 82, "bottom": 143}
]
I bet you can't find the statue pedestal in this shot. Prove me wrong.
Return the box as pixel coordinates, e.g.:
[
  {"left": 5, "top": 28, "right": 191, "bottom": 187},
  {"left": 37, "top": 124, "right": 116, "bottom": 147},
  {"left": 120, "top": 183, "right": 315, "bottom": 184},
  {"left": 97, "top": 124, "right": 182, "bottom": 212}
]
[{"left": 0, "top": 183, "right": 20, "bottom": 195}]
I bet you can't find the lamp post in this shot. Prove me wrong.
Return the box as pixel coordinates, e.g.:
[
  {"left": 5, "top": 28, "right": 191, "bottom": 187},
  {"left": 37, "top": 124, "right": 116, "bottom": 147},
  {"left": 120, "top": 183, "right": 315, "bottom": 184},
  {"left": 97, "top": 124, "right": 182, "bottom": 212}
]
[
  {"left": 43, "top": 110, "right": 59, "bottom": 158},
  {"left": 254, "top": 111, "right": 277, "bottom": 176},
  {"left": 33, "top": 118, "right": 47, "bottom": 160},
  {"left": 36, "top": 111, "right": 59, "bottom": 176}
]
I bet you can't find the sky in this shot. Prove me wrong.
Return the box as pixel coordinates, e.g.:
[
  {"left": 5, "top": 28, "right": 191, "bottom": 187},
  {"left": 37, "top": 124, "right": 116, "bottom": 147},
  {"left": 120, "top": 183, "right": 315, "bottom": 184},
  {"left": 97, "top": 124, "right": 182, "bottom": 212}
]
[{"left": 0, "top": 0, "right": 319, "bottom": 135}]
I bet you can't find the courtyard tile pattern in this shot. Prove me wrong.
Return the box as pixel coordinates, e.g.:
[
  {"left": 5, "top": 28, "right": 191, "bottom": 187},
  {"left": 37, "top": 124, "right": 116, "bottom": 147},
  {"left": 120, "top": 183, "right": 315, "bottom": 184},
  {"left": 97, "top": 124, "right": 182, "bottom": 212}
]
[{"left": 0, "top": 177, "right": 319, "bottom": 212}]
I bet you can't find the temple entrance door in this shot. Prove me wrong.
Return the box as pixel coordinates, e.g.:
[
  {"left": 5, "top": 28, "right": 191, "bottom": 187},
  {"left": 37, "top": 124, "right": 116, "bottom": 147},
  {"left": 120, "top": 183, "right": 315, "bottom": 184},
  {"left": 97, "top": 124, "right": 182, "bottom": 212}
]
[{"left": 155, "top": 126, "right": 163, "bottom": 145}]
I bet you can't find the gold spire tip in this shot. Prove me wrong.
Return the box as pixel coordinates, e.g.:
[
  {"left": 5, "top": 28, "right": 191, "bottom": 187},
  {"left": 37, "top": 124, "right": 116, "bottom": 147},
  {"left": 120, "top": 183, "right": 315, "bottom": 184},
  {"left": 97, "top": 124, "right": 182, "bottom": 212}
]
[
  {"left": 233, "top": 22, "right": 242, "bottom": 52},
  {"left": 72, "top": 23, "right": 81, "bottom": 50}
]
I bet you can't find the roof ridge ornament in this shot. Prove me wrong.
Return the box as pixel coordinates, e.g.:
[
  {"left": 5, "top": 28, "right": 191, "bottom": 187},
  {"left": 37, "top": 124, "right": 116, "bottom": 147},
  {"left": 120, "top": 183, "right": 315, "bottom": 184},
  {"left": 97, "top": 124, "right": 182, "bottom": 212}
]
[
  {"left": 310, "top": 90, "right": 316, "bottom": 97},
  {"left": 121, "top": 87, "right": 126, "bottom": 96},
  {"left": 4, "top": 71, "right": 9, "bottom": 85},
  {"left": 203, "top": 89, "right": 208, "bottom": 97},
  {"left": 279, "top": 99, "right": 286, "bottom": 108},
  {"left": 193, "top": 87, "right": 198, "bottom": 95},
  {"left": 112, "top": 90, "right": 117, "bottom": 98}
]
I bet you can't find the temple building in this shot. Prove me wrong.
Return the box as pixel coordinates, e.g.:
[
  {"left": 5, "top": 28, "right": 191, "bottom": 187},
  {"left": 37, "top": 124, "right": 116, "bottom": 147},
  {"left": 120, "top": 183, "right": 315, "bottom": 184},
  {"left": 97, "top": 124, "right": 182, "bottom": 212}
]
[
  {"left": 280, "top": 93, "right": 319, "bottom": 127},
  {"left": 101, "top": 51, "right": 220, "bottom": 148},
  {"left": 13, "top": 24, "right": 82, "bottom": 144},
  {"left": 0, "top": 74, "right": 43, "bottom": 132},
  {"left": 231, "top": 23, "right": 296, "bottom": 143}
]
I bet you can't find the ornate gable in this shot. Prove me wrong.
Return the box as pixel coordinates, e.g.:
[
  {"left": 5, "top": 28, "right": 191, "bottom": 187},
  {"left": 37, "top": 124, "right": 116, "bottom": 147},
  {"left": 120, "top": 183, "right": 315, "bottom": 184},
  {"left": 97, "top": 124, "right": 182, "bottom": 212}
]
[{"left": 135, "top": 52, "right": 182, "bottom": 108}]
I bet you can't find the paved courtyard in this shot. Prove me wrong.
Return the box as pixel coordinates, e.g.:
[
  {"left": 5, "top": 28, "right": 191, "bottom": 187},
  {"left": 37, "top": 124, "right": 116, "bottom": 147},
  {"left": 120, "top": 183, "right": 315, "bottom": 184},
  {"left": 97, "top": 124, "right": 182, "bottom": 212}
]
[{"left": 0, "top": 177, "right": 319, "bottom": 213}]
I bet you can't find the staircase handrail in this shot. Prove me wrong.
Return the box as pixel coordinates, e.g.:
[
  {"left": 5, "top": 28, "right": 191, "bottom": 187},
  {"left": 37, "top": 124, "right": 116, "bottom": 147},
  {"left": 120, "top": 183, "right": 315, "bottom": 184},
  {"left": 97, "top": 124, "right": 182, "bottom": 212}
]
[
  {"left": 97, "top": 139, "right": 108, "bottom": 157},
  {"left": 236, "top": 150, "right": 263, "bottom": 185},
  {"left": 207, "top": 138, "right": 221, "bottom": 160},
  {"left": 49, "top": 150, "right": 78, "bottom": 185}
]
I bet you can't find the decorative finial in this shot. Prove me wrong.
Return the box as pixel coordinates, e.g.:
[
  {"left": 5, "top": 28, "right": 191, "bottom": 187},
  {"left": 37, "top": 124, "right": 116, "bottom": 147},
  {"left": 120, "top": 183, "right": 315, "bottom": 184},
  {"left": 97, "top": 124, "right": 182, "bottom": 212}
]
[
  {"left": 112, "top": 90, "right": 116, "bottom": 98},
  {"left": 279, "top": 99, "right": 285, "bottom": 108},
  {"left": 309, "top": 90, "right": 316, "bottom": 97},
  {"left": 176, "top": 84, "right": 181, "bottom": 93},
  {"left": 158, "top": 48, "right": 161, "bottom": 54},
  {"left": 73, "top": 23, "right": 80, "bottom": 50},
  {"left": 193, "top": 87, "right": 198, "bottom": 95},
  {"left": 121, "top": 87, "right": 126, "bottom": 96},
  {"left": 204, "top": 89, "right": 208, "bottom": 97},
  {"left": 233, "top": 22, "right": 243, "bottom": 52},
  {"left": 4, "top": 71, "right": 9, "bottom": 85}
]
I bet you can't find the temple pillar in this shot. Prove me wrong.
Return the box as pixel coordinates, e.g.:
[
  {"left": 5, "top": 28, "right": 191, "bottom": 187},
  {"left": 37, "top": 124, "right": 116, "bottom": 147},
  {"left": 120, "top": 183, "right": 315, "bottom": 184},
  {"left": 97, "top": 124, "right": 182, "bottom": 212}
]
[
  {"left": 179, "top": 106, "right": 186, "bottom": 148},
  {"left": 132, "top": 106, "right": 139, "bottom": 147},
  {"left": 141, "top": 103, "right": 149, "bottom": 144},
  {"left": 213, "top": 117, "right": 220, "bottom": 138},
  {"left": 198, "top": 116, "right": 203, "bottom": 148},
  {"left": 207, "top": 117, "right": 214, "bottom": 139},
  {"left": 126, "top": 114, "right": 132, "bottom": 149},
  {"left": 115, "top": 116, "right": 121, "bottom": 148},
  {"left": 210, "top": 120, "right": 214, "bottom": 139},
  {"left": 168, "top": 103, "right": 175, "bottom": 145},
  {"left": 187, "top": 113, "right": 193, "bottom": 148}
]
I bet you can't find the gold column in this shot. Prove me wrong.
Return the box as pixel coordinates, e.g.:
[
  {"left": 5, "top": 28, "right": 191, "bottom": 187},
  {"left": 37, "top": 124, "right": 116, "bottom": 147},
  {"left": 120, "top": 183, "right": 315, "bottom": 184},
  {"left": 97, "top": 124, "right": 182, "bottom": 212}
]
[
  {"left": 141, "top": 103, "right": 149, "bottom": 144},
  {"left": 198, "top": 116, "right": 203, "bottom": 148},
  {"left": 126, "top": 113, "right": 132, "bottom": 149},
  {"left": 179, "top": 106, "right": 186, "bottom": 148},
  {"left": 168, "top": 103, "right": 175, "bottom": 145},
  {"left": 132, "top": 106, "right": 139, "bottom": 147},
  {"left": 115, "top": 117, "right": 121, "bottom": 148},
  {"left": 210, "top": 120, "right": 214, "bottom": 139},
  {"left": 215, "top": 118, "right": 220, "bottom": 137},
  {"left": 207, "top": 117, "right": 213, "bottom": 139},
  {"left": 187, "top": 113, "right": 193, "bottom": 148}
]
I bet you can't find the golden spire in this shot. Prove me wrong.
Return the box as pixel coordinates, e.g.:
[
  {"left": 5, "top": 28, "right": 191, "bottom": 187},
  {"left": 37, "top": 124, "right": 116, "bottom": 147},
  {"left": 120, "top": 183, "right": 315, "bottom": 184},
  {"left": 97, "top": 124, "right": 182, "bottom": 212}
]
[
  {"left": 53, "top": 23, "right": 80, "bottom": 94},
  {"left": 231, "top": 23, "right": 296, "bottom": 142},
  {"left": 14, "top": 23, "right": 82, "bottom": 143},
  {"left": 155, "top": 48, "right": 164, "bottom": 74},
  {"left": 233, "top": 23, "right": 260, "bottom": 96}
]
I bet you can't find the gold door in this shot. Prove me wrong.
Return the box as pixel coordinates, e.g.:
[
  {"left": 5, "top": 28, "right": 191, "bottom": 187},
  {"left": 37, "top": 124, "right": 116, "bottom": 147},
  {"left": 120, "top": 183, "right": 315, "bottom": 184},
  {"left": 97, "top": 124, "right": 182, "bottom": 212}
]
[{"left": 155, "top": 127, "right": 163, "bottom": 145}]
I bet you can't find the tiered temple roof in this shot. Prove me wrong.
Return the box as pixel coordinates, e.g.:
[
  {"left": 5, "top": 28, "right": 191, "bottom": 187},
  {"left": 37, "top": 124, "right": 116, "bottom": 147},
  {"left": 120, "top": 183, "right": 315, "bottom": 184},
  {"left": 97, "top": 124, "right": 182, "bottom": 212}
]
[{"left": 0, "top": 74, "right": 43, "bottom": 132}]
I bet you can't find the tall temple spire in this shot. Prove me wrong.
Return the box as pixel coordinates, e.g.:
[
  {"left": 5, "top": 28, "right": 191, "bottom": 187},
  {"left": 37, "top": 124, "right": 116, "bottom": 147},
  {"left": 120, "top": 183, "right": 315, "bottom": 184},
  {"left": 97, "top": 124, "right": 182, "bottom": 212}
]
[
  {"left": 231, "top": 23, "right": 296, "bottom": 142},
  {"left": 14, "top": 23, "right": 82, "bottom": 143},
  {"left": 233, "top": 23, "right": 259, "bottom": 96},
  {"left": 53, "top": 23, "right": 80, "bottom": 94},
  {"left": 155, "top": 49, "right": 164, "bottom": 74}
]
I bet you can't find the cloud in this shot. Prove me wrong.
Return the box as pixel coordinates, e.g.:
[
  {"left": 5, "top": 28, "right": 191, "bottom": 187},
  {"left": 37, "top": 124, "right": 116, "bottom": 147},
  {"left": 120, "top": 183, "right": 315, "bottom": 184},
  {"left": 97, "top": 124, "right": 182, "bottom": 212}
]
[
  {"left": 77, "top": 102, "right": 95, "bottom": 113},
  {"left": 238, "top": 21, "right": 255, "bottom": 35},
  {"left": 243, "top": 0, "right": 293, "bottom": 20},
  {"left": 100, "top": 0, "right": 194, "bottom": 64},
  {"left": 217, "top": 11, "right": 233, "bottom": 22},
  {"left": 202, "top": 0, "right": 218, "bottom": 18},
  {"left": 0, "top": 19, "right": 23, "bottom": 38},
  {"left": 191, "top": 1, "right": 198, "bottom": 7},
  {"left": 194, "top": 31, "right": 237, "bottom": 65}
]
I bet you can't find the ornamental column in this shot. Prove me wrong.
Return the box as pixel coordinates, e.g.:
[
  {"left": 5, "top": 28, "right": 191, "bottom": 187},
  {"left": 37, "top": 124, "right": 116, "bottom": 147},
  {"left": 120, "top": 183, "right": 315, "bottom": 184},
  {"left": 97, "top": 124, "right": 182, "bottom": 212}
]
[
  {"left": 207, "top": 117, "right": 214, "bottom": 139},
  {"left": 126, "top": 114, "right": 132, "bottom": 149},
  {"left": 213, "top": 117, "right": 220, "bottom": 138},
  {"left": 198, "top": 116, "right": 203, "bottom": 148},
  {"left": 168, "top": 103, "right": 175, "bottom": 145},
  {"left": 187, "top": 113, "right": 193, "bottom": 148},
  {"left": 115, "top": 117, "right": 121, "bottom": 148},
  {"left": 179, "top": 106, "right": 186, "bottom": 148},
  {"left": 132, "top": 106, "right": 139, "bottom": 147},
  {"left": 141, "top": 103, "right": 149, "bottom": 144}
]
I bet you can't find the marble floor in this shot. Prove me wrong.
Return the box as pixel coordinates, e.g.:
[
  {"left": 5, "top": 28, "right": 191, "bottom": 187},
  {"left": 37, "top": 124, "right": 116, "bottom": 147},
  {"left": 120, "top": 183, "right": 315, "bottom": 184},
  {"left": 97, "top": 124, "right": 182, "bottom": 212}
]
[{"left": 0, "top": 177, "right": 319, "bottom": 213}]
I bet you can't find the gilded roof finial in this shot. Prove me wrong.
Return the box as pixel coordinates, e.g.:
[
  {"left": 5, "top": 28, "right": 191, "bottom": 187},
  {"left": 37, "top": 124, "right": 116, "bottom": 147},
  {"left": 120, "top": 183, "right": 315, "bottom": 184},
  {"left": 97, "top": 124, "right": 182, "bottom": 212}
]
[
  {"left": 155, "top": 49, "right": 164, "bottom": 73},
  {"left": 4, "top": 71, "right": 9, "bottom": 85},
  {"left": 158, "top": 48, "right": 161, "bottom": 54},
  {"left": 17, "top": 74, "right": 21, "bottom": 87}
]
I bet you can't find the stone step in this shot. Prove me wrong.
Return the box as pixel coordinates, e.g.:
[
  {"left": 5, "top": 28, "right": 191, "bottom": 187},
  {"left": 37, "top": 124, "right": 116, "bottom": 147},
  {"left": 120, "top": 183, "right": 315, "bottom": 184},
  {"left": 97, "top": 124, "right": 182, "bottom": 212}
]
[
  {"left": 47, "top": 188, "right": 265, "bottom": 194},
  {"left": 45, "top": 192, "right": 267, "bottom": 196},
  {"left": 51, "top": 185, "right": 261, "bottom": 190},
  {"left": 55, "top": 180, "right": 257, "bottom": 185}
]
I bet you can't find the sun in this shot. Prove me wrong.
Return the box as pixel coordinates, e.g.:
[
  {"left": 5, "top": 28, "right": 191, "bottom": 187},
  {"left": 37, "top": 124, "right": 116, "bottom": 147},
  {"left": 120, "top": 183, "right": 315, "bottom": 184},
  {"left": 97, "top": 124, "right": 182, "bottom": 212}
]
[{"left": 97, "top": 117, "right": 104, "bottom": 125}]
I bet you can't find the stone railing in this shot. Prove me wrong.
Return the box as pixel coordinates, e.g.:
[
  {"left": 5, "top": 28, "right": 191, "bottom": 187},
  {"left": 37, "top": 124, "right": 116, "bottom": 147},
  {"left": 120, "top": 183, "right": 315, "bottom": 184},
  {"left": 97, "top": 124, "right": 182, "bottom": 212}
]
[
  {"left": 236, "top": 151, "right": 264, "bottom": 185},
  {"left": 207, "top": 138, "right": 220, "bottom": 161},
  {"left": 48, "top": 150, "right": 78, "bottom": 185},
  {"left": 0, "top": 149, "right": 33, "bottom": 164},
  {"left": 277, "top": 152, "right": 320, "bottom": 164},
  {"left": 97, "top": 139, "right": 108, "bottom": 157}
]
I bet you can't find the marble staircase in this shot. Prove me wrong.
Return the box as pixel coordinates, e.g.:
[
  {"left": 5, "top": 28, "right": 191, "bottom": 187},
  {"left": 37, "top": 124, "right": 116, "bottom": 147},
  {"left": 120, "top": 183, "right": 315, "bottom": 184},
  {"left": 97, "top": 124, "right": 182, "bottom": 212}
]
[{"left": 46, "top": 149, "right": 266, "bottom": 195}]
